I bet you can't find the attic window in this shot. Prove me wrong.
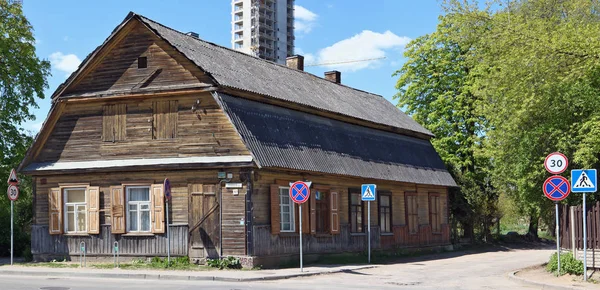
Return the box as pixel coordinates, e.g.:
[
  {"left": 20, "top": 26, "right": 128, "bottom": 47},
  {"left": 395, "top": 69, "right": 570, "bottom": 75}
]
[{"left": 138, "top": 57, "right": 147, "bottom": 69}]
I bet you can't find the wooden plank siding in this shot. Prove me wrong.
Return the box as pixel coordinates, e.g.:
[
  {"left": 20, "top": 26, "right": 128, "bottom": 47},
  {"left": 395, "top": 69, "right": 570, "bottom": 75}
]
[
  {"left": 62, "top": 21, "right": 213, "bottom": 97},
  {"left": 36, "top": 92, "right": 249, "bottom": 163},
  {"left": 31, "top": 224, "right": 188, "bottom": 258},
  {"left": 31, "top": 169, "right": 248, "bottom": 259},
  {"left": 251, "top": 169, "right": 450, "bottom": 256}
]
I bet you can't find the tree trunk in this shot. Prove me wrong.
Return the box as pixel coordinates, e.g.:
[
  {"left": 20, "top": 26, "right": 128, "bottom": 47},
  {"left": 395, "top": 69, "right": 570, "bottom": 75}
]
[{"left": 528, "top": 214, "right": 539, "bottom": 239}]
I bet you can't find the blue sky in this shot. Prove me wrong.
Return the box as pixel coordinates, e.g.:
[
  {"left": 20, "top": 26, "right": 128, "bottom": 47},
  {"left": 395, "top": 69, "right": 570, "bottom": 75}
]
[{"left": 21, "top": 0, "right": 443, "bottom": 133}]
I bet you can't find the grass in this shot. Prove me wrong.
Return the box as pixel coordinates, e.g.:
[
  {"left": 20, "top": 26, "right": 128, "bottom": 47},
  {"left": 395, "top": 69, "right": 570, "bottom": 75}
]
[{"left": 17, "top": 257, "right": 212, "bottom": 271}]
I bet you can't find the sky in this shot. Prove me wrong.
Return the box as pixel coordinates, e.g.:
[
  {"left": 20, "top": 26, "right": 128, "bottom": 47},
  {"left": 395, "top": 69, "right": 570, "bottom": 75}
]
[{"left": 21, "top": 0, "right": 443, "bottom": 134}]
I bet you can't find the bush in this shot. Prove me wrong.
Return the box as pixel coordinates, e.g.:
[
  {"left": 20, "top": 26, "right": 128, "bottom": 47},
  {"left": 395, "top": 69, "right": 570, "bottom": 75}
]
[
  {"left": 206, "top": 256, "right": 241, "bottom": 269},
  {"left": 546, "top": 253, "right": 583, "bottom": 276}
]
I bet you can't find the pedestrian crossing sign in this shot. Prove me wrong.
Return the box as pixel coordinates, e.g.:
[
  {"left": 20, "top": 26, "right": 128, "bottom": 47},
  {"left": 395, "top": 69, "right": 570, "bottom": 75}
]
[
  {"left": 571, "top": 169, "right": 597, "bottom": 193},
  {"left": 361, "top": 184, "right": 376, "bottom": 201}
]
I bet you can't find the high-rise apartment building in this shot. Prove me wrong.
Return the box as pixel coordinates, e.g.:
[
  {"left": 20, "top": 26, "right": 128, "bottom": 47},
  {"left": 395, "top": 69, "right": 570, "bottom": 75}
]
[{"left": 232, "top": 0, "right": 294, "bottom": 64}]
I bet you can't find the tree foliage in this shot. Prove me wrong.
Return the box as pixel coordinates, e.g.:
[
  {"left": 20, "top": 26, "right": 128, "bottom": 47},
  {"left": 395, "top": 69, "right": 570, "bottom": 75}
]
[
  {"left": 395, "top": 0, "right": 600, "bottom": 239},
  {"left": 0, "top": 0, "right": 50, "bottom": 256}
]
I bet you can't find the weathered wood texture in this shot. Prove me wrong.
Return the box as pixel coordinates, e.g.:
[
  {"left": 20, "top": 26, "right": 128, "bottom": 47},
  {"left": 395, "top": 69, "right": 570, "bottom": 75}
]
[
  {"left": 62, "top": 21, "right": 212, "bottom": 96},
  {"left": 31, "top": 225, "right": 187, "bottom": 257},
  {"left": 188, "top": 184, "right": 219, "bottom": 259},
  {"left": 221, "top": 187, "right": 247, "bottom": 256},
  {"left": 34, "top": 169, "right": 243, "bottom": 226},
  {"left": 36, "top": 92, "right": 249, "bottom": 163},
  {"left": 252, "top": 224, "right": 380, "bottom": 256},
  {"left": 251, "top": 169, "right": 450, "bottom": 255}
]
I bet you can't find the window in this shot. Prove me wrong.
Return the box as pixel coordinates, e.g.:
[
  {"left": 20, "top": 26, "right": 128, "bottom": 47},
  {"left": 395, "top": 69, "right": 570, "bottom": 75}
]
[
  {"left": 64, "top": 188, "right": 87, "bottom": 234},
  {"left": 405, "top": 193, "right": 418, "bottom": 234},
  {"left": 102, "top": 104, "right": 126, "bottom": 142},
  {"left": 49, "top": 185, "right": 99, "bottom": 235},
  {"left": 379, "top": 193, "right": 392, "bottom": 233},
  {"left": 429, "top": 193, "right": 442, "bottom": 233},
  {"left": 152, "top": 100, "right": 178, "bottom": 139},
  {"left": 349, "top": 189, "right": 363, "bottom": 233},
  {"left": 137, "top": 56, "right": 147, "bottom": 69},
  {"left": 315, "top": 190, "right": 330, "bottom": 234},
  {"left": 279, "top": 187, "right": 295, "bottom": 232},
  {"left": 127, "top": 186, "right": 151, "bottom": 232}
]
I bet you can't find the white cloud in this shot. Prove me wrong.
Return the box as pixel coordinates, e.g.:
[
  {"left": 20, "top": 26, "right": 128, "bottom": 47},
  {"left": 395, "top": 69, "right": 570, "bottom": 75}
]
[
  {"left": 294, "top": 5, "right": 317, "bottom": 34},
  {"left": 49, "top": 52, "right": 81, "bottom": 76},
  {"left": 30, "top": 121, "right": 43, "bottom": 132},
  {"left": 313, "top": 30, "right": 411, "bottom": 72}
]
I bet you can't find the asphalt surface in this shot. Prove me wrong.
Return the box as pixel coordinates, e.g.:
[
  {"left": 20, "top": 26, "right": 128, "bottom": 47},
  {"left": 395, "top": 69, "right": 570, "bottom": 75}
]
[{"left": 1, "top": 244, "right": 555, "bottom": 290}]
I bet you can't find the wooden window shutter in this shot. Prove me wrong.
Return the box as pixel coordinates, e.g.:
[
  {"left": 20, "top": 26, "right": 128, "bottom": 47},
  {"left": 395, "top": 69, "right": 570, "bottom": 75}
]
[
  {"left": 87, "top": 186, "right": 100, "bottom": 234},
  {"left": 48, "top": 188, "right": 62, "bottom": 235},
  {"left": 102, "top": 104, "right": 126, "bottom": 142},
  {"left": 330, "top": 191, "right": 340, "bottom": 234},
  {"left": 270, "top": 184, "right": 280, "bottom": 234},
  {"left": 302, "top": 201, "right": 309, "bottom": 234},
  {"left": 151, "top": 183, "right": 165, "bottom": 234},
  {"left": 309, "top": 189, "right": 316, "bottom": 234},
  {"left": 110, "top": 186, "right": 126, "bottom": 234},
  {"left": 153, "top": 100, "right": 177, "bottom": 139}
]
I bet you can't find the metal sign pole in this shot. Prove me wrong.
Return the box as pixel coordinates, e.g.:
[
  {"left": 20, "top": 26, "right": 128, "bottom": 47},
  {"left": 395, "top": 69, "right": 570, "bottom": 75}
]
[
  {"left": 583, "top": 192, "right": 587, "bottom": 281},
  {"left": 166, "top": 201, "right": 170, "bottom": 265},
  {"left": 10, "top": 200, "right": 13, "bottom": 266},
  {"left": 555, "top": 202, "right": 560, "bottom": 275},
  {"left": 299, "top": 204, "right": 303, "bottom": 272},
  {"left": 368, "top": 201, "right": 371, "bottom": 264}
]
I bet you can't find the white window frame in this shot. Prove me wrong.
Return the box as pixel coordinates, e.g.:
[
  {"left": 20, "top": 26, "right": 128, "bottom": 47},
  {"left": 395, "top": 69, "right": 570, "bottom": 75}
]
[
  {"left": 279, "top": 186, "right": 295, "bottom": 232},
  {"left": 64, "top": 188, "right": 87, "bottom": 234},
  {"left": 126, "top": 186, "right": 151, "bottom": 233}
]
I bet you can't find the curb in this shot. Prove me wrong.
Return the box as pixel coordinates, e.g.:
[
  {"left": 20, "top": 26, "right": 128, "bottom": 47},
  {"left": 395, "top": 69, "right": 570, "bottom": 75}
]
[
  {"left": 0, "top": 265, "right": 376, "bottom": 282},
  {"left": 507, "top": 266, "right": 583, "bottom": 290}
]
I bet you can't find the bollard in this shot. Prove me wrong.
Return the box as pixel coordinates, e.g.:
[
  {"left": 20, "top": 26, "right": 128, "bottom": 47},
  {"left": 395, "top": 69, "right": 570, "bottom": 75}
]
[
  {"left": 79, "top": 241, "right": 86, "bottom": 268},
  {"left": 113, "top": 241, "right": 119, "bottom": 268}
]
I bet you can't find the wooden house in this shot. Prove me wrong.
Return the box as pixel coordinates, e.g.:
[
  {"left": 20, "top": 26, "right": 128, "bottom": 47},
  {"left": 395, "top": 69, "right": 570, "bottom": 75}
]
[{"left": 19, "top": 13, "right": 456, "bottom": 267}]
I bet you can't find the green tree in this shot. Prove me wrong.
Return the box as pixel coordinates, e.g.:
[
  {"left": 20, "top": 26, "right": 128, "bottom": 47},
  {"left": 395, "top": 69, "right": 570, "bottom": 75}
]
[
  {"left": 393, "top": 3, "right": 498, "bottom": 241},
  {"left": 0, "top": 0, "right": 50, "bottom": 256},
  {"left": 468, "top": 0, "right": 600, "bottom": 236}
]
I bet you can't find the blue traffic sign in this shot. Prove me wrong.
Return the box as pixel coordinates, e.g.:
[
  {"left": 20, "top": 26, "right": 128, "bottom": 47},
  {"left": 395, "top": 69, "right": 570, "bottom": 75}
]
[
  {"left": 290, "top": 181, "right": 310, "bottom": 204},
  {"left": 361, "top": 184, "right": 376, "bottom": 201},
  {"left": 543, "top": 176, "right": 570, "bottom": 201},
  {"left": 571, "top": 169, "right": 597, "bottom": 193}
]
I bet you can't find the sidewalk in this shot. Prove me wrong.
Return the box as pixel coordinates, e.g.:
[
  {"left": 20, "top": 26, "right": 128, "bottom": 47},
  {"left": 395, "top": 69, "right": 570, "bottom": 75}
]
[{"left": 0, "top": 264, "right": 375, "bottom": 282}]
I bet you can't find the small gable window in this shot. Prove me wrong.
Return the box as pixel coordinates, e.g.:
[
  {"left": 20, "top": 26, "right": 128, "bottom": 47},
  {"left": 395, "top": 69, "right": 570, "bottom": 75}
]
[
  {"left": 102, "top": 104, "right": 126, "bottom": 142},
  {"left": 138, "top": 56, "right": 147, "bottom": 69}
]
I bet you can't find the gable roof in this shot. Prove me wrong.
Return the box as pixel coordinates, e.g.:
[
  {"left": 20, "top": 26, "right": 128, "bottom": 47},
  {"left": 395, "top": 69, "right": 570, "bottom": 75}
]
[
  {"left": 133, "top": 14, "right": 433, "bottom": 138},
  {"left": 216, "top": 92, "right": 456, "bottom": 187}
]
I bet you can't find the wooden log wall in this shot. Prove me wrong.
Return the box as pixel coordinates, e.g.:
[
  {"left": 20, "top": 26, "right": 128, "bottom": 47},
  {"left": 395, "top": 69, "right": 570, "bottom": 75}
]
[
  {"left": 31, "top": 225, "right": 187, "bottom": 257},
  {"left": 36, "top": 92, "right": 249, "bottom": 163},
  {"left": 251, "top": 169, "right": 450, "bottom": 255}
]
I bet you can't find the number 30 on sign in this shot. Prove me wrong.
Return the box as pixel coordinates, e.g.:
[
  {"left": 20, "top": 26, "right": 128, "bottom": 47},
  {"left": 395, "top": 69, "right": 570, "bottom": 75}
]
[{"left": 545, "top": 152, "right": 568, "bottom": 175}]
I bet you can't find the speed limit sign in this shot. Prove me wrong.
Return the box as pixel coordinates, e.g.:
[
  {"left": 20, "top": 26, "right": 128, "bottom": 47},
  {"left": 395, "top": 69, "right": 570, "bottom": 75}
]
[
  {"left": 545, "top": 152, "right": 568, "bottom": 175},
  {"left": 7, "top": 184, "right": 18, "bottom": 201}
]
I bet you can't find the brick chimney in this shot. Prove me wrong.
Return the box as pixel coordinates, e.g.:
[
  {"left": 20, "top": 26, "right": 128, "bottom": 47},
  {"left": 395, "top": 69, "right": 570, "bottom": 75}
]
[
  {"left": 324, "top": 70, "right": 341, "bottom": 84},
  {"left": 286, "top": 55, "right": 304, "bottom": 71}
]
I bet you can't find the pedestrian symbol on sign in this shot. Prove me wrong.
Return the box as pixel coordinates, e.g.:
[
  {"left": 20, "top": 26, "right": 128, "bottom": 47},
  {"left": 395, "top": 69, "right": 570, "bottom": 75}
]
[
  {"left": 574, "top": 171, "right": 593, "bottom": 188},
  {"left": 571, "top": 169, "right": 597, "bottom": 193}
]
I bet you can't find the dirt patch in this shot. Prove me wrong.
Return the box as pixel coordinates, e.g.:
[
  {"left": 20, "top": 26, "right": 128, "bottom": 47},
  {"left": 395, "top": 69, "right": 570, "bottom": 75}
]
[{"left": 515, "top": 264, "right": 600, "bottom": 289}]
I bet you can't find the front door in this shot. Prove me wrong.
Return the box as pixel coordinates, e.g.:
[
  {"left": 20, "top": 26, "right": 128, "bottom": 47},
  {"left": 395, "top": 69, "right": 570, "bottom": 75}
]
[{"left": 188, "top": 184, "right": 220, "bottom": 262}]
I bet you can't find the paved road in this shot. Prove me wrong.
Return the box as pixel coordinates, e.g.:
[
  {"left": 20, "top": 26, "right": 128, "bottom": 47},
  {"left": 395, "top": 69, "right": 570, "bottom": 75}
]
[{"left": 1, "top": 245, "right": 554, "bottom": 290}]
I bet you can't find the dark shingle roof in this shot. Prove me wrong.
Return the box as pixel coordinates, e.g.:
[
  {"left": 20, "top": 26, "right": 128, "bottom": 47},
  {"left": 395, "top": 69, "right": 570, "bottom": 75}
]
[
  {"left": 216, "top": 92, "right": 455, "bottom": 187},
  {"left": 134, "top": 14, "right": 433, "bottom": 137}
]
